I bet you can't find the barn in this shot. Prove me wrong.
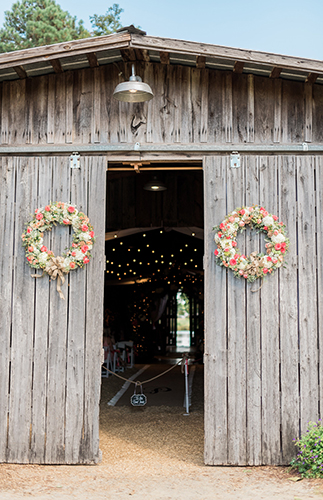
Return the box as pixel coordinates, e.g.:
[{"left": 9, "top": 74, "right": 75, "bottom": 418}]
[{"left": 0, "top": 26, "right": 323, "bottom": 466}]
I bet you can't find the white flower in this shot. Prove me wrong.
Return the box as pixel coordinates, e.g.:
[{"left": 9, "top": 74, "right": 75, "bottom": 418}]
[
  {"left": 38, "top": 252, "right": 49, "bottom": 265},
  {"left": 238, "top": 261, "right": 247, "bottom": 270},
  {"left": 214, "top": 234, "right": 220, "bottom": 244},
  {"left": 63, "top": 257, "right": 71, "bottom": 268},
  {"left": 271, "top": 233, "right": 286, "bottom": 244},
  {"left": 263, "top": 215, "right": 274, "bottom": 227},
  {"left": 226, "top": 224, "right": 236, "bottom": 235},
  {"left": 73, "top": 249, "right": 84, "bottom": 261},
  {"left": 81, "top": 232, "right": 92, "bottom": 241}
]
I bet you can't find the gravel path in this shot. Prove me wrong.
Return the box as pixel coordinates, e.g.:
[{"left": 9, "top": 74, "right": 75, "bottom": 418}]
[{"left": 0, "top": 365, "right": 322, "bottom": 499}]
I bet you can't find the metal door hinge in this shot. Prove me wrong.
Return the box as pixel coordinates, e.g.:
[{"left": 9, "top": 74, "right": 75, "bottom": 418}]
[
  {"left": 70, "top": 152, "right": 80, "bottom": 169},
  {"left": 230, "top": 151, "right": 240, "bottom": 168}
]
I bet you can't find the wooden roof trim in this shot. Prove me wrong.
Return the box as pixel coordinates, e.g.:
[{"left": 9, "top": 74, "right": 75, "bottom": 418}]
[
  {"left": 130, "top": 34, "right": 323, "bottom": 75},
  {"left": 269, "top": 67, "right": 282, "bottom": 79},
  {"left": 233, "top": 61, "right": 244, "bottom": 73},
  {"left": 13, "top": 65, "right": 27, "bottom": 79},
  {"left": 50, "top": 58, "right": 63, "bottom": 73},
  {"left": 0, "top": 32, "right": 131, "bottom": 70},
  {"left": 306, "top": 72, "right": 319, "bottom": 84}
]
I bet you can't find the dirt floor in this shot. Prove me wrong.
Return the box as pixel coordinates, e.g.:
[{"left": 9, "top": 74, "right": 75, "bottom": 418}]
[{"left": 1, "top": 364, "right": 323, "bottom": 499}]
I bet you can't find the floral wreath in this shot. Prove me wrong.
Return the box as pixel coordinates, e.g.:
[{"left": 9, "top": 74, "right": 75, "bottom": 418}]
[
  {"left": 21, "top": 201, "right": 95, "bottom": 299},
  {"left": 213, "top": 205, "right": 289, "bottom": 282}
]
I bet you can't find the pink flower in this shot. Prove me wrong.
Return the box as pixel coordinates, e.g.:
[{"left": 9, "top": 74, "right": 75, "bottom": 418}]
[
  {"left": 274, "top": 230, "right": 278, "bottom": 236},
  {"left": 72, "top": 243, "right": 78, "bottom": 248},
  {"left": 214, "top": 249, "right": 219, "bottom": 256},
  {"left": 264, "top": 226, "right": 268, "bottom": 231},
  {"left": 230, "top": 258, "right": 237, "bottom": 266},
  {"left": 279, "top": 222, "right": 284, "bottom": 226},
  {"left": 224, "top": 247, "right": 230, "bottom": 252},
  {"left": 263, "top": 268, "right": 268, "bottom": 274},
  {"left": 27, "top": 227, "right": 32, "bottom": 234},
  {"left": 28, "top": 246, "right": 34, "bottom": 252},
  {"left": 234, "top": 254, "right": 239, "bottom": 259},
  {"left": 240, "top": 209, "right": 245, "bottom": 215},
  {"left": 228, "top": 216, "right": 235, "bottom": 223},
  {"left": 267, "top": 256, "right": 272, "bottom": 262},
  {"left": 89, "top": 231, "right": 94, "bottom": 238},
  {"left": 68, "top": 206, "right": 75, "bottom": 213},
  {"left": 81, "top": 245, "right": 89, "bottom": 254},
  {"left": 239, "top": 270, "right": 244, "bottom": 275},
  {"left": 275, "top": 243, "right": 282, "bottom": 251},
  {"left": 48, "top": 251, "right": 54, "bottom": 256},
  {"left": 63, "top": 219, "right": 70, "bottom": 225},
  {"left": 257, "top": 219, "right": 261, "bottom": 224},
  {"left": 70, "top": 262, "right": 75, "bottom": 269},
  {"left": 243, "top": 274, "right": 248, "bottom": 279},
  {"left": 232, "top": 241, "right": 237, "bottom": 247},
  {"left": 239, "top": 221, "right": 245, "bottom": 227},
  {"left": 81, "top": 224, "right": 89, "bottom": 232},
  {"left": 281, "top": 248, "right": 286, "bottom": 254},
  {"left": 36, "top": 213, "right": 43, "bottom": 221},
  {"left": 71, "top": 251, "right": 76, "bottom": 257},
  {"left": 263, "top": 211, "right": 268, "bottom": 217},
  {"left": 241, "top": 254, "right": 246, "bottom": 259},
  {"left": 218, "top": 232, "right": 223, "bottom": 238},
  {"left": 83, "top": 256, "right": 90, "bottom": 264},
  {"left": 273, "top": 259, "right": 278, "bottom": 264},
  {"left": 45, "top": 205, "right": 50, "bottom": 212},
  {"left": 27, "top": 256, "right": 32, "bottom": 262},
  {"left": 226, "top": 235, "right": 231, "bottom": 239},
  {"left": 219, "top": 223, "right": 225, "bottom": 230},
  {"left": 273, "top": 215, "right": 278, "bottom": 221},
  {"left": 41, "top": 245, "right": 47, "bottom": 252}
]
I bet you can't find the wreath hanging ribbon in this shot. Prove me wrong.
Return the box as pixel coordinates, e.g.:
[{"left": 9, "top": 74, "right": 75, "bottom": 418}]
[
  {"left": 22, "top": 202, "right": 95, "bottom": 300},
  {"left": 213, "top": 205, "right": 289, "bottom": 283}
]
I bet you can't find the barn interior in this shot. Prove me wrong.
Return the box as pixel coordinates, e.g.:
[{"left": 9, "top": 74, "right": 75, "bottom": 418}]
[{"left": 104, "top": 162, "right": 204, "bottom": 367}]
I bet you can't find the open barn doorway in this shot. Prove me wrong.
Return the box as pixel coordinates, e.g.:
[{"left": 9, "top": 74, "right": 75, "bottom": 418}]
[{"left": 100, "top": 162, "right": 204, "bottom": 412}]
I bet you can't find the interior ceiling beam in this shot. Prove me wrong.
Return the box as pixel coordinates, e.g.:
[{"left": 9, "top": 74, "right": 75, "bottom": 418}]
[
  {"left": 270, "top": 66, "right": 282, "bottom": 79},
  {"left": 87, "top": 52, "right": 99, "bottom": 68},
  {"left": 196, "top": 55, "right": 206, "bottom": 69},
  {"left": 13, "top": 65, "right": 27, "bottom": 79},
  {"left": 159, "top": 51, "right": 170, "bottom": 64},
  {"left": 306, "top": 72, "right": 319, "bottom": 84},
  {"left": 233, "top": 61, "right": 244, "bottom": 74},
  {"left": 50, "top": 59, "right": 63, "bottom": 73}
]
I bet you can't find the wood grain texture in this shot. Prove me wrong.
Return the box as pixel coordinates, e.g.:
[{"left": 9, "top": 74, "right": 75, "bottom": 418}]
[{"left": 204, "top": 156, "right": 228, "bottom": 465}]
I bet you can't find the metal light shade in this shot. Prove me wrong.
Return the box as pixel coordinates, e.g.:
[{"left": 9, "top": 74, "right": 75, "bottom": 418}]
[
  {"left": 143, "top": 176, "right": 167, "bottom": 191},
  {"left": 113, "top": 64, "right": 154, "bottom": 102}
]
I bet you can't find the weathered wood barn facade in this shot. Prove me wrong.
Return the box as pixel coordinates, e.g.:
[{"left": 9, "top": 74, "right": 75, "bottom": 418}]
[{"left": 1, "top": 27, "right": 323, "bottom": 466}]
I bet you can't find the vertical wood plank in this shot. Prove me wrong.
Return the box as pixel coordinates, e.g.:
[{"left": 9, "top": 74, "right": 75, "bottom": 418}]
[
  {"left": 304, "top": 82, "right": 313, "bottom": 143},
  {"left": 45, "top": 157, "right": 70, "bottom": 463},
  {"left": 25, "top": 78, "right": 33, "bottom": 144},
  {"left": 297, "top": 155, "right": 318, "bottom": 431},
  {"left": 207, "top": 70, "right": 223, "bottom": 143},
  {"left": 30, "top": 157, "right": 51, "bottom": 463},
  {"left": 54, "top": 73, "right": 66, "bottom": 144},
  {"left": 247, "top": 75, "right": 255, "bottom": 143},
  {"left": 226, "top": 159, "right": 247, "bottom": 464},
  {"left": 83, "top": 156, "right": 106, "bottom": 463},
  {"left": 64, "top": 161, "right": 87, "bottom": 463},
  {"left": 191, "top": 68, "right": 201, "bottom": 143},
  {"left": 9, "top": 79, "right": 26, "bottom": 145},
  {"left": 32, "top": 76, "right": 48, "bottom": 144},
  {"left": 316, "top": 157, "right": 323, "bottom": 424},
  {"left": 200, "top": 68, "right": 208, "bottom": 143},
  {"left": 65, "top": 71, "right": 73, "bottom": 144},
  {"left": 92, "top": 68, "right": 101, "bottom": 143},
  {"left": 279, "top": 155, "right": 299, "bottom": 462},
  {"left": 145, "top": 63, "right": 154, "bottom": 143},
  {"left": 1, "top": 82, "right": 9, "bottom": 144},
  {"left": 8, "top": 157, "right": 36, "bottom": 463},
  {"left": 181, "top": 66, "right": 193, "bottom": 143},
  {"left": 47, "top": 75, "right": 55, "bottom": 144},
  {"left": 259, "top": 156, "right": 282, "bottom": 464},
  {"left": 245, "top": 156, "right": 262, "bottom": 465},
  {"left": 224, "top": 73, "right": 232, "bottom": 143},
  {"left": 274, "top": 80, "right": 282, "bottom": 143},
  {"left": 0, "top": 157, "right": 16, "bottom": 462},
  {"left": 204, "top": 156, "right": 228, "bottom": 465}
]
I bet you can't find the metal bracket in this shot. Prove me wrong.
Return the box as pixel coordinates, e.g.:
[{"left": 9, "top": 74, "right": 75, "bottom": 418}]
[
  {"left": 302, "top": 142, "right": 309, "bottom": 151},
  {"left": 230, "top": 151, "right": 240, "bottom": 168},
  {"left": 134, "top": 142, "right": 140, "bottom": 151},
  {"left": 70, "top": 152, "right": 80, "bottom": 169}
]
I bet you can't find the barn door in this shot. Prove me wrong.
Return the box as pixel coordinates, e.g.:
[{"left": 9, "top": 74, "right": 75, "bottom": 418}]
[
  {"left": 204, "top": 154, "right": 323, "bottom": 465},
  {"left": 0, "top": 155, "right": 106, "bottom": 464}
]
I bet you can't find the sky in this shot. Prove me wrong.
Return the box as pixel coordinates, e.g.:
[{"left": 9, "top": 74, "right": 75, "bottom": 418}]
[{"left": 0, "top": 0, "right": 322, "bottom": 61}]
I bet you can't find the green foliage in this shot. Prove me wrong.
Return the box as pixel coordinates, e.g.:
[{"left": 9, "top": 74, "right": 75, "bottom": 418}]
[
  {"left": 290, "top": 421, "right": 323, "bottom": 478},
  {"left": 0, "top": 0, "right": 90, "bottom": 52},
  {"left": 90, "top": 3, "right": 123, "bottom": 36}
]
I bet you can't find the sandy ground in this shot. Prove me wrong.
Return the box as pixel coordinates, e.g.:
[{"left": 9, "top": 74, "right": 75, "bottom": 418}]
[{"left": 1, "top": 364, "right": 323, "bottom": 499}]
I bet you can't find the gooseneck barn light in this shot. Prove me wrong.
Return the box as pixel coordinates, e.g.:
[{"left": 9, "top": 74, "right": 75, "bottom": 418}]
[{"left": 113, "top": 64, "right": 154, "bottom": 102}]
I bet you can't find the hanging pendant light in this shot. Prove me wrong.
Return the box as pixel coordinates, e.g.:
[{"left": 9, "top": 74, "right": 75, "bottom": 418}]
[
  {"left": 143, "top": 176, "right": 167, "bottom": 191},
  {"left": 113, "top": 64, "right": 154, "bottom": 102}
]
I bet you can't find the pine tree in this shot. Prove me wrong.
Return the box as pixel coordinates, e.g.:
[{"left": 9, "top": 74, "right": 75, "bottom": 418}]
[
  {"left": 0, "top": 0, "right": 90, "bottom": 53},
  {"left": 90, "top": 3, "right": 123, "bottom": 36}
]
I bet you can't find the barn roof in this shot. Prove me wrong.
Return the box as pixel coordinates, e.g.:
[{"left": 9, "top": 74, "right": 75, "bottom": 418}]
[{"left": 0, "top": 26, "right": 322, "bottom": 84}]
